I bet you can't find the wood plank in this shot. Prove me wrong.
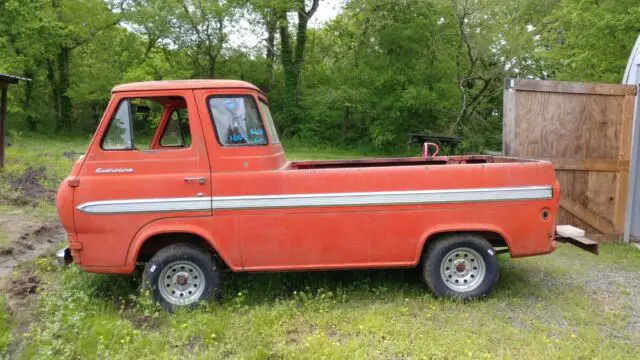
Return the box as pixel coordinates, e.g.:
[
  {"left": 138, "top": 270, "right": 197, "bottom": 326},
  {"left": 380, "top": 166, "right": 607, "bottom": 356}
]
[
  {"left": 585, "top": 171, "right": 616, "bottom": 225},
  {"left": 612, "top": 93, "right": 635, "bottom": 230},
  {"left": 502, "top": 78, "right": 517, "bottom": 156},
  {"left": 557, "top": 235, "right": 599, "bottom": 255},
  {"left": 545, "top": 159, "right": 629, "bottom": 172},
  {"left": 559, "top": 196, "right": 617, "bottom": 234},
  {"left": 556, "top": 225, "right": 585, "bottom": 237},
  {"left": 558, "top": 208, "right": 599, "bottom": 234},
  {"left": 512, "top": 79, "right": 636, "bottom": 96}
]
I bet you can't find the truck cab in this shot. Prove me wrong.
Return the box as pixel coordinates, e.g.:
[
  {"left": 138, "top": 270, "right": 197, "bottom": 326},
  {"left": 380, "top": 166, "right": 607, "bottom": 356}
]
[{"left": 57, "top": 80, "right": 565, "bottom": 311}]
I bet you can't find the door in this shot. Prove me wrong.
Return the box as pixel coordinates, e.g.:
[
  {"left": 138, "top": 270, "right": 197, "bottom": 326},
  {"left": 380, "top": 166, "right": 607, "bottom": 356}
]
[{"left": 73, "top": 90, "right": 212, "bottom": 267}]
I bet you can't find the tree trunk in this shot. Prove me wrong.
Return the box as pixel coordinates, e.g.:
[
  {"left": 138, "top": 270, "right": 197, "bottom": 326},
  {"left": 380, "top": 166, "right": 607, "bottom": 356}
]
[
  {"left": 279, "top": 19, "right": 297, "bottom": 135},
  {"left": 341, "top": 105, "right": 350, "bottom": 139},
  {"left": 264, "top": 15, "right": 277, "bottom": 92},
  {"left": 56, "top": 46, "right": 72, "bottom": 132},
  {"left": 277, "top": 0, "right": 318, "bottom": 137},
  {"left": 22, "top": 69, "right": 36, "bottom": 131},
  {"left": 46, "top": 59, "right": 61, "bottom": 128}
]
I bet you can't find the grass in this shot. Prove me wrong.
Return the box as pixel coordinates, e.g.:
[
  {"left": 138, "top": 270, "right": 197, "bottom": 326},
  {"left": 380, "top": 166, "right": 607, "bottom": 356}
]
[
  {"left": 2, "top": 135, "right": 640, "bottom": 359},
  {"left": 12, "top": 244, "right": 640, "bottom": 359},
  {"left": 0, "top": 295, "right": 9, "bottom": 355},
  {"left": 2, "top": 133, "right": 89, "bottom": 188}
]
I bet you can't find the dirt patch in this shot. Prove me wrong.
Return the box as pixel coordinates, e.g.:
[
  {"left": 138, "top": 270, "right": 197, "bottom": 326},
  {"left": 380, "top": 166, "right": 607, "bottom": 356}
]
[
  {"left": 1, "top": 265, "right": 42, "bottom": 359},
  {"left": 0, "top": 214, "right": 65, "bottom": 278},
  {"left": 0, "top": 213, "right": 64, "bottom": 358},
  {"left": 5, "top": 273, "right": 40, "bottom": 300},
  {"left": 63, "top": 151, "right": 82, "bottom": 160},
  {"left": 6, "top": 166, "right": 55, "bottom": 205}
]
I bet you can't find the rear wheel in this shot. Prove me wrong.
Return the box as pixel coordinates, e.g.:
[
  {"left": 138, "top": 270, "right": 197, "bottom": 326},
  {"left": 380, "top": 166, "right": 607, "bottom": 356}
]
[
  {"left": 422, "top": 234, "right": 499, "bottom": 299},
  {"left": 142, "top": 244, "right": 219, "bottom": 312}
]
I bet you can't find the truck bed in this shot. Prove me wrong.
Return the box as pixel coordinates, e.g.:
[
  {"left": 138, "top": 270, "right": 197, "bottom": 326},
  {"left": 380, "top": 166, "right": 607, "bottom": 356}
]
[{"left": 287, "top": 155, "right": 539, "bottom": 170}]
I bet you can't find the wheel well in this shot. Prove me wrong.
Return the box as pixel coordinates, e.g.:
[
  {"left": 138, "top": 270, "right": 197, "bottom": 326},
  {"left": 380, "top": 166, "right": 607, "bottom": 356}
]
[
  {"left": 422, "top": 231, "right": 508, "bottom": 256},
  {"left": 136, "top": 232, "right": 223, "bottom": 266}
]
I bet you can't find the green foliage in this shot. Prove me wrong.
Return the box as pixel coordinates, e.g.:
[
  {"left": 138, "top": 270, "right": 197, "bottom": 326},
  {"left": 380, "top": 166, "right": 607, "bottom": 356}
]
[
  {"left": 534, "top": 0, "right": 640, "bottom": 83},
  {"left": 1, "top": 0, "right": 639, "bottom": 150}
]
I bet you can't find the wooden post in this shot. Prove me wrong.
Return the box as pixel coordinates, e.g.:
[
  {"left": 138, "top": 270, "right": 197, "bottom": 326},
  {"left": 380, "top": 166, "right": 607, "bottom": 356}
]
[
  {"left": 613, "top": 92, "right": 634, "bottom": 231},
  {"left": 502, "top": 78, "right": 516, "bottom": 156},
  {"left": 0, "top": 84, "right": 7, "bottom": 169}
]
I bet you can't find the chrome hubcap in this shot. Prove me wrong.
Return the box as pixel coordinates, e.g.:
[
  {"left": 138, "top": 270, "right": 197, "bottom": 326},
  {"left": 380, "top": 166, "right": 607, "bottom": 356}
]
[
  {"left": 440, "top": 247, "right": 486, "bottom": 292},
  {"left": 158, "top": 261, "right": 205, "bottom": 305}
]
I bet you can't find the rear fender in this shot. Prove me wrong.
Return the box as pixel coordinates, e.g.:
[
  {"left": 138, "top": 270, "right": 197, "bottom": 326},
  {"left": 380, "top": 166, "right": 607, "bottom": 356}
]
[{"left": 417, "top": 223, "right": 512, "bottom": 263}]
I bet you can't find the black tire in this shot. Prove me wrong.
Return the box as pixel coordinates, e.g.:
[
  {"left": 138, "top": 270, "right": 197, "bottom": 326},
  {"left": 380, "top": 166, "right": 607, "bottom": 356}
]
[
  {"left": 422, "top": 233, "right": 499, "bottom": 299},
  {"left": 142, "top": 244, "right": 219, "bottom": 312}
]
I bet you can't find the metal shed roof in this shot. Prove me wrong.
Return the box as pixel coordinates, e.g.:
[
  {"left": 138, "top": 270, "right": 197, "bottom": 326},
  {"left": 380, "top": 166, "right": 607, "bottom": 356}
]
[{"left": 0, "top": 74, "right": 29, "bottom": 84}]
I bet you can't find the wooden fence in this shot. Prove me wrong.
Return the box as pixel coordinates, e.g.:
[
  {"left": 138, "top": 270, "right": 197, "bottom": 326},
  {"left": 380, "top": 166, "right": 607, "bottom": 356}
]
[{"left": 503, "top": 78, "right": 637, "bottom": 235}]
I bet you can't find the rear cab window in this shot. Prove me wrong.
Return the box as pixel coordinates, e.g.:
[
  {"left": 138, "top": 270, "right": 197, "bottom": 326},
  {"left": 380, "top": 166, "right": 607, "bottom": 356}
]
[{"left": 207, "top": 96, "right": 268, "bottom": 146}]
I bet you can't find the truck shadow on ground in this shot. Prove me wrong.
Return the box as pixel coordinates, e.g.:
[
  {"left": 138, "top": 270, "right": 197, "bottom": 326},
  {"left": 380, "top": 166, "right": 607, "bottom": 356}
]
[
  {"left": 73, "top": 255, "right": 561, "bottom": 310},
  {"left": 215, "top": 256, "right": 559, "bottom": 306}
]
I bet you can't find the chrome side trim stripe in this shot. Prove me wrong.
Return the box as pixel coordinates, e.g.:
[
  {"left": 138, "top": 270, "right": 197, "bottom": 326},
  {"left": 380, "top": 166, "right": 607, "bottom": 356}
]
[
  {"left": 211, "top": 186, "right": 552, "bottom": 210},
  {"left": 77, "top": 197, "right": 212, "bottom": 215},
  {"left": 76, "top": 186, "right": 552, "bottom": 215}
]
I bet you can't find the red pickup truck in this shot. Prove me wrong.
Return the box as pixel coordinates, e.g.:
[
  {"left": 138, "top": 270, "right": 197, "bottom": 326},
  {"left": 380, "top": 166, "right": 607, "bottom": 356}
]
[{"left": 55, "top": 80, "right": 585, "bottom": 311}]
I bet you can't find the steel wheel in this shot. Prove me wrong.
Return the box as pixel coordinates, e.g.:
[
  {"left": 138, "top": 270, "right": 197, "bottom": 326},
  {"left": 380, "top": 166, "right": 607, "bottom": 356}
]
[
  {"left": 158, "top": 260, "right": 206, "bottom": 305},
  {"left": 439, "top": 247, "right": 486, "bottom": 292}
]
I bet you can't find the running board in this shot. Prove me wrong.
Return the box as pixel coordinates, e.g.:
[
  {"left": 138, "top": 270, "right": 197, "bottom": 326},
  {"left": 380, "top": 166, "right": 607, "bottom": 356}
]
[{"left": 555, "top": 225, "right": 599, "bottom": 255}]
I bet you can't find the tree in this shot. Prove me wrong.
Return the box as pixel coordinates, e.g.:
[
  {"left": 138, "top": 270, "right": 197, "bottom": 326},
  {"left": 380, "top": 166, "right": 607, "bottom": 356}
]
[
  {"left": 45, "top": 0, "right": 123, "bottom": 131},
  {"left": 2, "top": 0, "right": 639, "bottom": 153},
  {"left": 276, "top": 0, "right": 319, "bottom": 136},
  {"left": 128, "top": 0, "right": 236, "bottom": 79},
  {"left": 533, "top": 0, "right": 640, "bottom": 83}
]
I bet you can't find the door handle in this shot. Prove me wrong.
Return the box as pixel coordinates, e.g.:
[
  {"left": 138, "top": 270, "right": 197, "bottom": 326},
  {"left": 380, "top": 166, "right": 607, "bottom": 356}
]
[{"left": 184, "top": 177, "right": 206, "bottom": 185}]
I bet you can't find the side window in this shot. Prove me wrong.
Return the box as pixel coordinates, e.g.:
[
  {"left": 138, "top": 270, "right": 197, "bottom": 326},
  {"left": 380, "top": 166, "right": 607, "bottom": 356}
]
[
  {"left": 102, "top": 100, "right": 133, "bottom": 150},
  {"left": 160, "top": 109, "right": 192, "bottom": 147},
  {"left": 208, "top": 96, "right": 267, "bottom": 146},
  {"left": 258, "top": 101, "right": 280, "bottom": 144},
  {"left": 131, "top": 100, "right": 163, "bottom": 150},
  {"left": 101, "top": 96, "right": 191, "bottom": 151}
]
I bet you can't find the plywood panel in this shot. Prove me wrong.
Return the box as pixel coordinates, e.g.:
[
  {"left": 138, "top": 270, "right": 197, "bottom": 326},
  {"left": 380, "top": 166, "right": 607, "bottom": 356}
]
[
  {"left": 514, "top": 93, "right": 623, "bottom": 160},
  {"left": 504, "top": 78, "right": 636, "bottom": 234},
  {"left": 512, "top": 79, "right": 636, "bottom": 96},
  {"left": 586, "top": 172, "right": 616, "bottom": 222}
]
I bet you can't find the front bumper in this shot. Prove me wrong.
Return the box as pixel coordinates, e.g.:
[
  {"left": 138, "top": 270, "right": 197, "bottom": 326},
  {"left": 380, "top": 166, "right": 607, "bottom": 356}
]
[{"left": 56, "top": 247, "right": 73, "bottom": 266}]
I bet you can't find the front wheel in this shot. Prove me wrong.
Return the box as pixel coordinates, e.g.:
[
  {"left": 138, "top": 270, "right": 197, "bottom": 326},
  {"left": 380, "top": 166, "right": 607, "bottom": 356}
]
[
  {"left": 142, "top": 244, "right": 219, "bottom": 312},
  {"left": 422, "top": 234, "right": 499, "bottom": 299}
]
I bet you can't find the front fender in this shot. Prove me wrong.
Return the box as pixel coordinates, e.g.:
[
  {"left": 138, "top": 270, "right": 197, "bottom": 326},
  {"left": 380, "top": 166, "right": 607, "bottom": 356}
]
[{"left": 125, "top": 217, "right": 242, "bottom": 272}]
